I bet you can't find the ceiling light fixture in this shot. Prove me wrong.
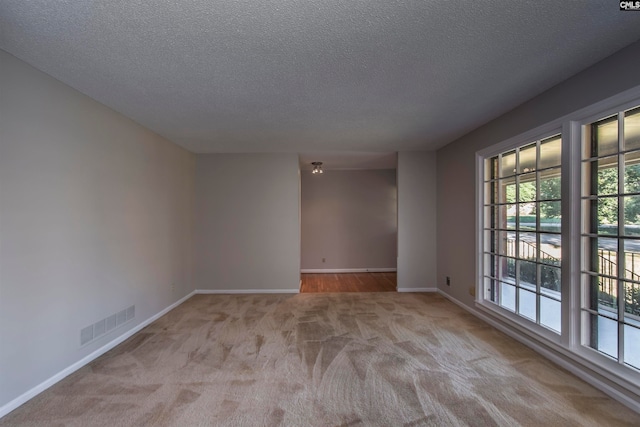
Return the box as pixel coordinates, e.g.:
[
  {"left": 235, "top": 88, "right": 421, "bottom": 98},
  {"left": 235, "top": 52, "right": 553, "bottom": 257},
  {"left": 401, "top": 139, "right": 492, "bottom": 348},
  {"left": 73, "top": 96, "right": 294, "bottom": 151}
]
[{"left": 311, "top": 162, "right": 323, "bottom": 174}]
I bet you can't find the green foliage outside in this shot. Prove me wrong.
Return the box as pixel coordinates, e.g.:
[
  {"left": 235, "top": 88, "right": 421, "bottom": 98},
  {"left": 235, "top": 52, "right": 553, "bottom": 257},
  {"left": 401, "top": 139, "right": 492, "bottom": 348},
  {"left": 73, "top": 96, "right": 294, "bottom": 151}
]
[
  {"left": 505, "top": 181, "right": 536, "bottom": 205},
  {"left": 625, "top": 164, "right": 640, "bottom": 224},
  {"left": 626, "top": 284, "right": 640, "bottom": 317},
  {"left": 603, "top": 283, "right": 640, "bottom": 317},
  {"left": 540, "top": 177, "right": 561, "bottom": 218},
  {"left": 505, "top": 164, "right": 640, "bottom": 225},
  {"left": 506, "top": 257, "right": 561, "bottom": 292},
  {"left": 597, "top": 164, "right": 640, "bottom": 225},
  {"left": 594, "top": 164, "right": 640, "bottom": 316}
]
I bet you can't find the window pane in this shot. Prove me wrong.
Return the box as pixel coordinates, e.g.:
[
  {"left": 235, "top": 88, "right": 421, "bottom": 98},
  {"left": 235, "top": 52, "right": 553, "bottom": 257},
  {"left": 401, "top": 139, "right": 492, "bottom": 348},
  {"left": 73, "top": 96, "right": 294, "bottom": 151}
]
[
  {"left": 499, "top": 256, "right": 516, "bottom": 283},
  {"left": 485, "top": 254, "right": 497, "bottom": 279},
  {"left": 624, "top": 324, "right": 640, "bottom": 370},
  {"left": 486, "top": 157, "right": 498, "bottom": 181},
  {"left": 484, "top": 182, "right": 497, "bottom": 205},
  {"left": 519, "top": 144, "right": 536, "bottom": 174},
  {"left": 519, "top": 204, "right": 536, "bottom": 231},
  {"left": 597, "top": 315, "right": 618, "bottom": 359},
  {"left": 506, "top": 204, "right": 516, "bottom": 229},
  {"left": 539, "top": 136, "right": 561, "bottom": 169},
  {"left": 582, "top": 160, "right": 595, "bottom": 196},
  {"left": 582, "top": 310, "right": 597, "bottom": 347},
  {"left": 593, "top": 116, "right": 618, "bottom": 157},
  {"left": 507, "top": 257, "right": 517, "bottom": 282},
  {"left": 624, "top": 151, "right": 640, "bottom": 194},
  {"left": 623, "top": 240, "right": 640, "bottom": 282},
  {"left": 484, "top": 205, "right": 496, "bottom": 229},
  {"left": 539, "top": 168, "right": 561, "bottom": 200},
  {"left": 518, "top": 174, "right": 536, "bottom": 202},
  {"left": 583, "top": 272, "right": 617, "bottom": 312},
  {"left": 596, "top": 197, "right": 618, "bottom": 235},
  {"left": 596, "top": 158, "right": 618, "bottom": 196},
  {"left": 540, "top": 297, "right": 561, "bottom": 333},
  {"left": 497, "top": 230, "right": 510, "bottom": 256},
  {"left": 601, "top": 276, "right": 618, "bottom": 312},
  {"left": 484, "top": 230, "right": 495, "bottom": 253},
  {"left": 624, "top": 107, "right": 640, "bottom": 152},
  {"left": 541, "top": 265, "right": 561, "bottom": 293},
  {"left": 501, "top": 178, "right": 516, "bottom": 203},
  {"left": 584, "top": 237, "right": 601, "bottom": 274},
  {"left": 540, "top": 234, "right": 561, "bottom": 264},
  {"left": 518, "top": 288, "right": 536, "bottom": 320},
  {"left": 519, "top": 232, "right": 537, "bottom": 259},
  {"left": 519, "top": 260, "right": 537, "bottom": 287},
  {"left": 539, "top": 203, "right": 561, "bottom": 232},
  {"left": 624, "top": 196, "right": 640, "bottom": 236},
  {"left": 501, "top": 282, "right": 516, "bottom": 311},
  {"left": 595, "top": 237, "right": 618, "bottom": 274},
  {"left": 486, "top": 278, "right": 499, "bottom": 302},
  {"left": 623, "top": 281, "right": 640, "bottom": 318},
  {"left": 501, "top": 151, "right": 516, "bottom": 178},
  {"left": 495, "top": 204, "right": 507, "bottom": 229},
  {"left": 505, "top": 231, "right": 516, "bottom": 257}
]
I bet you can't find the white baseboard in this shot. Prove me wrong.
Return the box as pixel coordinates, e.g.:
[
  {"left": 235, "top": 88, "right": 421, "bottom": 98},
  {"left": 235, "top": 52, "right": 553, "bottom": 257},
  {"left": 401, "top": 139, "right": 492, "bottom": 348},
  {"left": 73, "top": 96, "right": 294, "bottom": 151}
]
[
  {"left": 397, "top": 287, "right": 438, "bottom": 293},
  {"left": 0, "top": 290, "right": 196, "bottom": 419},
  {"left": 436, "top": 290, "right": 640, "bottom": 414},
  {"left": 196, "top": 289, "right": 299, "bottom": 294},
  {"left": 300, "top": 268, "right": 397, "bottom": 273}
]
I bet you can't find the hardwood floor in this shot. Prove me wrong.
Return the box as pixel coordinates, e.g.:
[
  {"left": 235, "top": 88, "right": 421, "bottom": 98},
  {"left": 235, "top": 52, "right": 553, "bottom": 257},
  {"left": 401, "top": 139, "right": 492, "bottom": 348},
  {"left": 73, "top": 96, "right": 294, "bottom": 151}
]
[{"left": 300, "top": 272, "right": 397, "bottom": 293}]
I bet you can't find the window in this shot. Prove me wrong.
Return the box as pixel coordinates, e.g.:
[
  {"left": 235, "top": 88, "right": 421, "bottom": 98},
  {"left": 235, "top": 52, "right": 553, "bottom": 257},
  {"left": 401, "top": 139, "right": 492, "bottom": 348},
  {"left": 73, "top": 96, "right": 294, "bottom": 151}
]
[
  {"left": 477, "top": 88, "right": 640, "bottom": 393},
  {"left": 483, "top": 135, "right": 562, "bottom": 333},
  {"left": 581, "top": 107, "right": 640, "bottom": 370}
]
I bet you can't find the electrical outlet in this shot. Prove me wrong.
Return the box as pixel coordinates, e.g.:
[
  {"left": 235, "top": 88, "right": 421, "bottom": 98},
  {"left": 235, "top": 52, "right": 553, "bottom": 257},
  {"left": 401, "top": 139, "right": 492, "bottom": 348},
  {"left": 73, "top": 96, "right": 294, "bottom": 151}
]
[
  {"left": 171, "top": 283, "right": 175, "bottom": 292},
  {"left": 446, "top": 276, "right": 451, "bottom": 286}
]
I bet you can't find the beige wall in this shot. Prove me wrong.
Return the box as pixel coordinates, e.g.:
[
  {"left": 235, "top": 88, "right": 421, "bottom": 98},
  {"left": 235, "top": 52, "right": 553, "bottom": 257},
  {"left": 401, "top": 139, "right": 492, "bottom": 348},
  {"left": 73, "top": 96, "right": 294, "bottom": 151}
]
[
  {"left": 397, "top": 152, "right": 437, "bottom": 290},
  {"left": 193, "top": 153, "right": 300, "bottom": 291},
  {"left": 0, "top": 50, "right": 195, "bottom": 408},
  {"left": 301, "top": 169, "right": 397, "bottom": 270}
]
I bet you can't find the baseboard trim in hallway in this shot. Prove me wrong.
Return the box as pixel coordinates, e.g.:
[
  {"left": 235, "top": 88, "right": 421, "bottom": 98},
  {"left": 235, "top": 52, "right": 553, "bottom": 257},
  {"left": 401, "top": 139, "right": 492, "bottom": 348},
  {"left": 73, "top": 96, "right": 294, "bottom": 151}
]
[{"left": 196, "top": 289, "right": 300, "bottom": 294}]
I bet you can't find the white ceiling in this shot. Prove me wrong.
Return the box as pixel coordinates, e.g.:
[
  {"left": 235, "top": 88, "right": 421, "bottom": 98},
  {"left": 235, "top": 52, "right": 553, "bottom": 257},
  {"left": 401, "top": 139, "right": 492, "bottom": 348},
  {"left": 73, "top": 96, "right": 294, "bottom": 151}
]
[{"left": 1, "top": 1, "right": 640, "bottom": 155}]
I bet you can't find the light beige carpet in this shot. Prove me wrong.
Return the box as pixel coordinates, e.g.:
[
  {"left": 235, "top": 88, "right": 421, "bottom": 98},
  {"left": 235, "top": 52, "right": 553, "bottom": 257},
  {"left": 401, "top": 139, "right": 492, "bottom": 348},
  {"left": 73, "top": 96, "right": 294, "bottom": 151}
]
[{"left": 2, "top": 293, "right": 639, "bottom": 426}]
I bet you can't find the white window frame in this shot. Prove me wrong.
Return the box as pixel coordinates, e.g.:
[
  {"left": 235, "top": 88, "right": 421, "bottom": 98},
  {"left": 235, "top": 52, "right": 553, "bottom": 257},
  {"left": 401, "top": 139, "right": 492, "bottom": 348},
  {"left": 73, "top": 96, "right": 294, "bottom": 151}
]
[
  {"left": 476, "top": 126, "right": 565, "bottom": 345},
  {"left": 572, "top": 100, "right": 640, "bottom": 380},
  {"left": 475, "top": 85, "right": 640, "bottom": 399}
]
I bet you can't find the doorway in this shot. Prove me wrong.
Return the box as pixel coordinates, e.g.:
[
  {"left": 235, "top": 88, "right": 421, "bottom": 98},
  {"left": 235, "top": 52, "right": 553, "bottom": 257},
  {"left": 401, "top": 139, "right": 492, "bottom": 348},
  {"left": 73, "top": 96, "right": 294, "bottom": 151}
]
[{"left": 299, "top": 153, "right": 398, "bottom": 293}]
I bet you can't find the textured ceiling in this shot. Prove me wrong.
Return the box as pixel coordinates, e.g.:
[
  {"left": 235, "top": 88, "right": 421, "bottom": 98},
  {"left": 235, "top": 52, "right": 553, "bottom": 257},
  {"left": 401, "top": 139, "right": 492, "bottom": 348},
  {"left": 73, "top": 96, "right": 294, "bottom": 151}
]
[{"left": 1, "top": 1, "right": 640, "bottom": 154}]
